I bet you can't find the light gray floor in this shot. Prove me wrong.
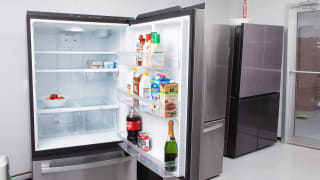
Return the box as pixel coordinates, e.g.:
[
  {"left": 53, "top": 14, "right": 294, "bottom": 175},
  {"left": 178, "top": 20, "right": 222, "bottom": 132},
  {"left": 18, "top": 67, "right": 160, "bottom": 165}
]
[
  {"left": 213, "top": 143, "right": 320, "bottom": 180},
  {"left": 295, "top": 110, "right": 320, "bottom": 140}
]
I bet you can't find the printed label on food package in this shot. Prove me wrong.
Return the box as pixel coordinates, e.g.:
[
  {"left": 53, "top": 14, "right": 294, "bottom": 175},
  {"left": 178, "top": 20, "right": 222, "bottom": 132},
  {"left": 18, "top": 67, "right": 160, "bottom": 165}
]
[{"left": 126, "top": 121, "right": 141, "bottom": 131}]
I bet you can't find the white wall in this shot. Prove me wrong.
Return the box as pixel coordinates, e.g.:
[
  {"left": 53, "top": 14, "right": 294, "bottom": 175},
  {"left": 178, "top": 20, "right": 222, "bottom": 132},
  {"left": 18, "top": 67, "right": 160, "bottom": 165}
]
[
  {"left": 0, "top": 0, "right": 203, "bottom": 177},
  {"left": 230, "top": 0, "right": 301, "bottom": 25}
]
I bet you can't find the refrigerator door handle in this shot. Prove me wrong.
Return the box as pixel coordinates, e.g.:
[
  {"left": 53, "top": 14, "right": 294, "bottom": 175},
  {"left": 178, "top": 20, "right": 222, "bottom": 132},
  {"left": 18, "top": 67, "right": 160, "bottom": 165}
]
[
  {"left": 41, "top": 156, "right": 134, "bottom": 174},
  {"left": 203, "top": 122, "right": 224, "bottom": 133}
]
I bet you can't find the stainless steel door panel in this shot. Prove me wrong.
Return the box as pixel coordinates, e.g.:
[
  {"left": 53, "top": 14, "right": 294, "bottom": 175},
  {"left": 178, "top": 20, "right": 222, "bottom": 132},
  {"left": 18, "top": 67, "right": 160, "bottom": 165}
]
[
  {"left": 33, "top": 151, "right": 137, "bottom": 180},
  {"left": 199, "top": 120, "right": 225, "bottom": 180},
  {"left": 202, "top": 24, "right": 231, "bottom": 123}
]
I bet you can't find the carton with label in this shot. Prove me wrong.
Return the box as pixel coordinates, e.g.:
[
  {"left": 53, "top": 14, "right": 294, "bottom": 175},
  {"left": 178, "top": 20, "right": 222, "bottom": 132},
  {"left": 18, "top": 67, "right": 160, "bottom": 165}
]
[{"left": 160, "top": 83, "right": 178, "bottom": 117}]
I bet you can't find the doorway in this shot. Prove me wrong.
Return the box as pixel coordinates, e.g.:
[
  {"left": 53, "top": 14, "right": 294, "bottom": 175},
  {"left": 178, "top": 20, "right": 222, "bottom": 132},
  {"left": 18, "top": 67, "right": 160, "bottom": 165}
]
[{"left": 285, "top": 7, "right": 320, "bottom": 149}]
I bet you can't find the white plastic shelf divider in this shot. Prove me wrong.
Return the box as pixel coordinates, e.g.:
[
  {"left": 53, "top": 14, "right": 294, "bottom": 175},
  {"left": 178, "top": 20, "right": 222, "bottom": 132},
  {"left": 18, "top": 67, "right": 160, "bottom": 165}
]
[
  {"left": 38, "top": 104, "right": 119, "bottom": 114},
  {"left": 35, "top": 51, "right": 118, "bottom": 55},
  {"left": 118, "top": 139, "right": 177, "bottom": 178},
  {"left": 36, "top": 68, "right": 119, "bottom": 73}
]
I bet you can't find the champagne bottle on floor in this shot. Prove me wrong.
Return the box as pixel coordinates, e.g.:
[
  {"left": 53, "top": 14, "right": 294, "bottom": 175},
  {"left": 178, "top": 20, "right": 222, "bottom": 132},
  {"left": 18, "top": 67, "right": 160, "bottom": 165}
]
[{"left": 164, "top": 120, "right": 178, "bottom": 171}]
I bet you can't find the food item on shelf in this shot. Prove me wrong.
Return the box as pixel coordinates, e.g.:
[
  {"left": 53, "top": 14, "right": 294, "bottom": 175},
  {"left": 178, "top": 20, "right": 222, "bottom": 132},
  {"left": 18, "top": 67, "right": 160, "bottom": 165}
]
[
  {"left": 150, "top": 32, "right": 157, "bottom": 43},
  {"left": 151, "top": 74, "right": 170, "bottom": 102},
  {"left": 88, "top": 60, "right": 103, "bottom": 69},
  {"left": 133, "top": 70, "right": 142, "bottom": 106},
  {"left": 150, "top": 33, "right": 164, "bottom": 68},
  {"left": 103, "top": 61, "right": 116, "bottom": 69},
  {"left": 138, "top": 131, "right": 151, "bottom": 152},
  {"left": 127, "top": 67, "right": 137, "bottom": 94},
  {"left": 151, "top": 74, "right": 170, "bottom": 114},
  {"left": 126, "top": 107, "right": 142, "bottom": 145},
  {"left": 136, "top": 34, "right": 145, "bottom": 66},
  {"left": 164, "top": 120, "right": 178, "bottom": 172},
  {"left": 160, "top": 83, "right": 178, "bottom": 117},
  {"left": 47, "top": 94, "right": 65, "bottom": 100},
  {"left": 49, "top": 94, "right": 59, "bottom": 100},
  {"left": 142, "top": 33, "right": 152, "bottom": 68},
  {"left": 43, "top": 94, "right": 67, "bottom": 107},
  {"left": 139, "top": 72, "right": 151, "bottom": 109}
]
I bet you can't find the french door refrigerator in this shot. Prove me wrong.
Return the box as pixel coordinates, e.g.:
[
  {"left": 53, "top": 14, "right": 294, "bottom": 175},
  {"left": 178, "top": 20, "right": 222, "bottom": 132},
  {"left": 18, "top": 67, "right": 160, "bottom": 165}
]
[
  {"left": 224, "top": 23, "right": 284, "bottom": 158},
  {"left": 27, "top": 5, "right": 228, "bottom": 180}
]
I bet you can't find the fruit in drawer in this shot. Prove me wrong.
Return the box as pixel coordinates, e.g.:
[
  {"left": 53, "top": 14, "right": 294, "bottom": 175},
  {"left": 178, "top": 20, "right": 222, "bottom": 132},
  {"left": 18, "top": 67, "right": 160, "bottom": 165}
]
[{"left": 49, "top": 94, "right": 59, "bottom": 100}]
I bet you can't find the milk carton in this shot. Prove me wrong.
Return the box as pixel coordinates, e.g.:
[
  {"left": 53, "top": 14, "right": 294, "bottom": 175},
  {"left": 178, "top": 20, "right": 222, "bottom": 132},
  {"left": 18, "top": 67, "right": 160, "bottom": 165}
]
[
  {"left": 151, "top": 74, "right": 170, "bottom": 102},
  {"left": 160, "top": 83, "right": 178, "bottom": 117}
]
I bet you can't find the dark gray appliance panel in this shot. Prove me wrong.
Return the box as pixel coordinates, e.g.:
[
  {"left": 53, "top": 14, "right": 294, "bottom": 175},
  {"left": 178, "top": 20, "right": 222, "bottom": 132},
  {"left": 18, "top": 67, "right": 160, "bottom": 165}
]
[
  {"left": 262, "top": 26, "right": 284, "bottom": 94},
  {"left": 239, "top": 24, "right": 265, "bottom": 98},
  {"left": 234, "top": 97, "right": 259, "bottom": 157},
  {"left": 239, "top": 24, "right": 283, "bottom": 98},
  {"left": 258, "top": 93, "right": 280, "bottom": 149}
]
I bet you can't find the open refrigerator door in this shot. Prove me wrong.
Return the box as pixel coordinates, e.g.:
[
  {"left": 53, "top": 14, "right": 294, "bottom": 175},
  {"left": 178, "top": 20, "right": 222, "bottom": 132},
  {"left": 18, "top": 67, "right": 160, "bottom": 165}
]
[{"left": 117, "top": 15, "right": 191, "bottom": 178}]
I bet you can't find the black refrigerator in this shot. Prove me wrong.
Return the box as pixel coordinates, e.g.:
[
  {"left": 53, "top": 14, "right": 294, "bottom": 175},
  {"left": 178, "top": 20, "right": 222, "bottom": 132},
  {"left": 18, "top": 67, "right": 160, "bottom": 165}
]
[{"left": 224, "top": 23, "right": 284, "bottom": 158}]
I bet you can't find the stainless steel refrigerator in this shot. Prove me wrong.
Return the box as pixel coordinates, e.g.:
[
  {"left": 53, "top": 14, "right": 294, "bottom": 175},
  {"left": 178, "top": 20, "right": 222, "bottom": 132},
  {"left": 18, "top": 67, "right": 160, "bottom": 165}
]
[
  {"left": 27, "top": 4, "right": 230, "bottom": 180},
  {"left": 224, "top": 23, "right": 284, "bottom": 158}
]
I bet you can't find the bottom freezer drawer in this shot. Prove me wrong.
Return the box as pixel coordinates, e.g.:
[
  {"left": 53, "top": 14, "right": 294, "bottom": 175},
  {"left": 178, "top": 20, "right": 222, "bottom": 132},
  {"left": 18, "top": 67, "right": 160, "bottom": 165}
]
[
  {"left": 33, "top": 150, "right": 137, "bottom": 180},
  {"left": 199, "top": 120, "right": 225, "bottom": 180}
]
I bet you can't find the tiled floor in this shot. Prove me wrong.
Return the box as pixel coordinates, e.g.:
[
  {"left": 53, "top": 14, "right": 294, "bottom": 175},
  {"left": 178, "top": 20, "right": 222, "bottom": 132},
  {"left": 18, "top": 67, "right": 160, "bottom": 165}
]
[{"left": 213, "top": 143, "right": 320, "bottom": 180}]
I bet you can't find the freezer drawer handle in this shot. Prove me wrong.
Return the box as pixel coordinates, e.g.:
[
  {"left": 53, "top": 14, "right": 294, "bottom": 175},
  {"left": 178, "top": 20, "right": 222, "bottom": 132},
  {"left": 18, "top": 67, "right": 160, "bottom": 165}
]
[
  {"left": 41, "top": 156, "right": 134, "bottom": 174},
  {"left": 203, "top": 122, "right": 223, "bottom": 133}
]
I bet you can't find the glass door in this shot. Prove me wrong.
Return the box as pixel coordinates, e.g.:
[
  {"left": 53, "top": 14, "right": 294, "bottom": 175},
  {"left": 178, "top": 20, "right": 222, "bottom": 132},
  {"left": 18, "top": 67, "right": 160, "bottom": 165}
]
[{"left": 285, "top": 7, "right": 320, "bottom": 149}]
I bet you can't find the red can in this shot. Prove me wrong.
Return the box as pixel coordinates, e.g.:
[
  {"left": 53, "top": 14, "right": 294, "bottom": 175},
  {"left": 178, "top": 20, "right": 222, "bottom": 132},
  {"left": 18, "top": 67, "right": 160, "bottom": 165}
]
[{"left": 138, "top": 131, "right": 150, "bottom": 152}]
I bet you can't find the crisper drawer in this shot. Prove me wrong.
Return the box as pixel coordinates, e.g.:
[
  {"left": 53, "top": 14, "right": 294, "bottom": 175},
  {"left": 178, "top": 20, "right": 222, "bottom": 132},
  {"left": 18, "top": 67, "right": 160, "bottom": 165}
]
[{"left": 33, "top": 151, "right": 136, "bottom": 180}]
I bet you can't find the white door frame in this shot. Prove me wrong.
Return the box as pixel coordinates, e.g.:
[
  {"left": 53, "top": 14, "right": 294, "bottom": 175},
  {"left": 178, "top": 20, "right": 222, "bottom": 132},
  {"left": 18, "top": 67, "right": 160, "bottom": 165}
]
[{"left": 283, "top": 5, "right": 320, "bottom": 149}]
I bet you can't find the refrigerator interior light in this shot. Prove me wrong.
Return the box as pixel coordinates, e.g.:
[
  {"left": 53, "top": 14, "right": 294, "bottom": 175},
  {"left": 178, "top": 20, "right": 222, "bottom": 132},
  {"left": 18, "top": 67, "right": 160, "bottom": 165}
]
[{"left": 65, "top": 27, "right": 85, "bottom": 32}]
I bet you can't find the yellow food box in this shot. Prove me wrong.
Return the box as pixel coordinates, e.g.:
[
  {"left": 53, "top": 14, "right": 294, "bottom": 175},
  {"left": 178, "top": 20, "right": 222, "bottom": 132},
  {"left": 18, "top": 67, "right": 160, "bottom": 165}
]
[{"left": 160, "top": 83, "right": 178, "bottom": 118}]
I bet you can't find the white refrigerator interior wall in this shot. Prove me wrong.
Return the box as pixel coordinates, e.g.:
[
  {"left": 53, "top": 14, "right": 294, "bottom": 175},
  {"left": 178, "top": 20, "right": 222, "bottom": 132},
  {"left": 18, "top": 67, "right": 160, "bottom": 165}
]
[{"left": 0, "top": 0, "right": 203, "bottom": 176}]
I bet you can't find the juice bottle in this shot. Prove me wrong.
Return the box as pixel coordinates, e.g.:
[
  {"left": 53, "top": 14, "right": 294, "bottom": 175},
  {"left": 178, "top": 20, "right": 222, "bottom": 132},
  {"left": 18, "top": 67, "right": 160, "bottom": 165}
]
[{"left": 133, "top": 70, "right": 142, "bottom": 106}]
